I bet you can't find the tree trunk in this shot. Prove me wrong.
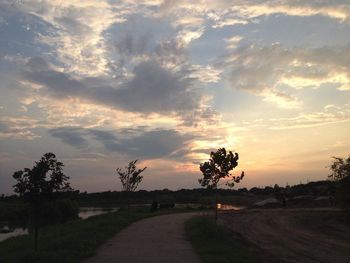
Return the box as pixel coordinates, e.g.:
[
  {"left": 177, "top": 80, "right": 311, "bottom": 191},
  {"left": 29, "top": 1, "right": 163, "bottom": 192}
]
[
  {"left": 34, "top": 225, "right": 38, "bottom": 251},
  {"left": 32, "top": 204, "right": 40, "bottom": 252},
  {"left": 215, "top": 194, "right": 218, "bottom": 224},
  {"left": 127, "top": 190, "right": 130, "bottom": 217}
]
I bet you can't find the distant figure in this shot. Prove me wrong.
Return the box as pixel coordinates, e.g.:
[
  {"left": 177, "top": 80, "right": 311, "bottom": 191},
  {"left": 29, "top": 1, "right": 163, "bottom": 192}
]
[
  {"left": 281, "top": 191, "right": 287, "bottom": 208},
  {"left": 150, "top": 200, "right": 158, "bottom": 212},
  {"left": 329, "top": 195, "right": 335, "bottom": 206}
]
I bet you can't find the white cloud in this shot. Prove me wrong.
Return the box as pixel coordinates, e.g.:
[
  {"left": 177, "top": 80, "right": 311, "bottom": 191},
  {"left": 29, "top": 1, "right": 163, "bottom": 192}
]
[
  {"left": 15, "top": 0, "right": 121, "bottom": 76},
  {"left": 225, "top": 36, "right": 244, "bottom": 49},
  {"left": 267, "top": 101, "right": 350, "bottom": 129},
  {"left": 221, "top": 43, "right": 350, "bottom": 108}
]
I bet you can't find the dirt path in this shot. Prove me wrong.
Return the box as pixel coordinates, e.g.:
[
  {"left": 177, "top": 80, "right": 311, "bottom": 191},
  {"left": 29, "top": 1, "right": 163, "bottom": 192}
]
[
  {"left": 84, "top": 213, "right": 201, "bottom": 263},
  {"left": 220, "top": 208, "right": 350, "bottom": 263}
]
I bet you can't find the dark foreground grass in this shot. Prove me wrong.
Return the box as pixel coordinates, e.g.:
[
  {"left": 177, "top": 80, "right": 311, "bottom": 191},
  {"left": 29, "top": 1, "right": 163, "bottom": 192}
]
[
  {"left": 0, "top": 207, "right": 183, "bottom": 263},
  {"left": 185, "top": 216, "right": 261, "bottom": 263}
]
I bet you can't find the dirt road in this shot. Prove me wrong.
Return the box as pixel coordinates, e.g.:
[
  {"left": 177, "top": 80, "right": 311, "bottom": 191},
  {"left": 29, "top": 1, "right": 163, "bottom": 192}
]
[
  {"left": 84, "top": 213, "right": 201, "bottom": 263},
  {"left": 220, "top": 208, "right": 350, "bottom": 263}
]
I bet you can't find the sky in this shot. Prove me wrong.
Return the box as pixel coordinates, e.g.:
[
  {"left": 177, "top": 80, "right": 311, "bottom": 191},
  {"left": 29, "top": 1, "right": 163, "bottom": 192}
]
[{"left": 1, "top": 0, "right": 350, "bottom": 194}]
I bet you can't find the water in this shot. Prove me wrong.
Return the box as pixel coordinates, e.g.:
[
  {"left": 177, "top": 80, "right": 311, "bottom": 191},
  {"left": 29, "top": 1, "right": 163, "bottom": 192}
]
[
  {"left": 0, "top": 207, "right": 119, "bottom": 242},
  {"left": 217, "top": 203, "right": 245, "bottom": 210},
  {"left": 0, "top": 227, "right": 28, "bottom": 242},
  {"left": 174, "top": 203, "right": 202, "bottom": 209},
  {"left": 78, "top": 207, "right": 119, "bottom": 219}
]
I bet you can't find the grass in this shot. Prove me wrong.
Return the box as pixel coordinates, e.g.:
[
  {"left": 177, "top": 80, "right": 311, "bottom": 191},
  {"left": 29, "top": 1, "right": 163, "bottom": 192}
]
[
  {"left": 0, "top": 206, "right": 186, "bottom": 263},
  {"left": 185, "top": 216, "right": 261, "bottom": 263}
]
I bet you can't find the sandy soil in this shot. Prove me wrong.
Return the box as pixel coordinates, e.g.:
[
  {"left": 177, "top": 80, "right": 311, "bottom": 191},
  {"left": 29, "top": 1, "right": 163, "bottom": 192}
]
[
  {"left": 220, "top": 208, "right": 350, "bottom": 263},
  {"left": 84, "top": 212, "right": 201, "bottom": 263}
]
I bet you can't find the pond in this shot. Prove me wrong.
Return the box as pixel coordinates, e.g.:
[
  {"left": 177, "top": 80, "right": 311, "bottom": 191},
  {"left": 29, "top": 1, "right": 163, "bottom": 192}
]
[
  {"left": 217, "top": 203, "right": 246, "bottom": 210},
  {"left": 0, "top": 207, "right": 119, "bottom": 242},
  {"left": 0, "top": 227, "right": 28, "bottom": 242},
  {"left": 78, "top": 207, "right": 119, "bottom": 219}
]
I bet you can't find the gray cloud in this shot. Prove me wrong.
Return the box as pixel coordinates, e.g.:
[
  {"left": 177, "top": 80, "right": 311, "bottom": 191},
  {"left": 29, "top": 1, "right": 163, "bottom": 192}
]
[
  {"left": 114, "top": 32, "right": 152, "bottom": 58},
  {"left": 49, "top": 126, "right": 194, "bottom": 160},
  {"left": 0, "top": 122, "right": 9, "bottom": 132},
  {"left": 22, "top": 58, "right": 85, "bottom": 97},
  {"left": 223, "top": 43, "right": 293, "bottom": 93},
  {"left": 107, "top": 61, "right": 197, "bottom": 112},
  {"left": 49, "top": 127, "right": 89, "bottom": 148},
  {"left": 22, "top": 58, "right": 200, "bottom": 115}
]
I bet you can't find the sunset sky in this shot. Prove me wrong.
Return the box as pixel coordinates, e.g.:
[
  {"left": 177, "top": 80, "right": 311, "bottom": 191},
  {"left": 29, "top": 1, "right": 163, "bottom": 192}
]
[{"left": 1, "top": 0, "right": 350, "bottom": 194}]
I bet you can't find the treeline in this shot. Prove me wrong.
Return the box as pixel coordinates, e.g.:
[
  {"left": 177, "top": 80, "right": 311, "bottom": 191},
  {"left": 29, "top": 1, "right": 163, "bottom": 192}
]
[
  {"left": 1, "top": 180, "right": 333, "bottom": 207},
  {"left": 0, "top": 180, "right": 338, "bottom": 226}
]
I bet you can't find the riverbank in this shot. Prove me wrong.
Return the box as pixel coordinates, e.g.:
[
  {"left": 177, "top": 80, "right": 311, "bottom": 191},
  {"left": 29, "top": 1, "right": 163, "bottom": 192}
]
[{"left": 0, "top": 207, "right": 191, "bottom": 263}]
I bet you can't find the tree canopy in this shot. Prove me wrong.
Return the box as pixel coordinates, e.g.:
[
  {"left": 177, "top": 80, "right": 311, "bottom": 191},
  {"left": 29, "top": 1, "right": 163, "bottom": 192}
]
[
  {"left": 328, "top": 155, "right": 350, "bottom": 181},
  {"left": 13, "top": 152, "right": 71, "bottom": 203},
  {"left": 199, "top": 148, "right": 244, "bottom": 189},
  {"left": 117, "top": 160, "right": 147, "bottom": 192},
  {"left": 328, "top": 154, "right": 350, "bottom": 206},
  {"left": 12, "top": 152, "right": 72, "bottom": 251}
]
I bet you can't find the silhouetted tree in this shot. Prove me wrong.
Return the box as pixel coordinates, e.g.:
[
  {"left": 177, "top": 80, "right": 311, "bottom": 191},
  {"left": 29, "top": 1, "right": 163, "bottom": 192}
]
[
  {"left": 328, "top": 155, "right": 350, "bottom": 181},
  {"left": 328, "top": 155, "right": 350, "bottom": 206},
  {"left": 199, "top": 148, "right": 244, "bottom": 221},
  {"left": 12, "top": 152, "right": 71, "bottom": 251},
  {"left": 116, "top": 160, "right": 147, "bottom": 213}
]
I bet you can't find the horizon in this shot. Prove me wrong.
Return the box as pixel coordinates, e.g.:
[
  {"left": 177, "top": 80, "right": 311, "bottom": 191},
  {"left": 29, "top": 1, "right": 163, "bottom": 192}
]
[
  {"left": 2, "top": 177, "right": 331, "bottom": 196},
  {"left": 1, "top": 0, "right": 350, "bottom": 194}
]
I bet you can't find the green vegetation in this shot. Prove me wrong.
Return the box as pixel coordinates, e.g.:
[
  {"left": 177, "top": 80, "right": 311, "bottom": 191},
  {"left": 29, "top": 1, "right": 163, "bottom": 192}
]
[
  {"left": 185, "top": 216, "right": 261, "bottom": 263},
  {"left": 116, "top": 159, "right": 147, "bottom": 212},
  {"left": 12, "top": 152, "right": 74, "bottom": 251},
  {"left": 328, "top": 155, "right": 350, "bottom": 206},
  {"left": 0, "top": 207, "right": 184, "bottom": 263},
  {"left": 199, "top": 148, "right": 244, "bottom": 221}
]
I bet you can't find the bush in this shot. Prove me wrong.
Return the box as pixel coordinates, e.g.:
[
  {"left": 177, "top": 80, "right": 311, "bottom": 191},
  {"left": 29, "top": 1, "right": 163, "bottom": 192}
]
[
  {"left": 0, "top": 203, "right": 29, "bottom": 228},
  {"left": 336, "top": 176, "right": 350, "bottom": 206},
  {"left": 36, "top": 199, "right": 79, "bottom": 225},
  {"left": 157, "top": 194, "right": 175, "bottom": 209}
]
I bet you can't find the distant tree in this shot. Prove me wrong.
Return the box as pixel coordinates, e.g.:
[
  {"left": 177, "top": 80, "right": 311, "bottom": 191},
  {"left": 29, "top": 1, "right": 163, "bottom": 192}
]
[
  {"left": 12, "top": 152, "right": 71, "bottom": 251},
  {"left": 116, "top": 160, "right": 147, "bottom": 213},
  {"left": 199, "top": 148, "right": 244, "bottom": 222},
  {"left": 328, "top": 155, "right": 350, "bottom": 206}
]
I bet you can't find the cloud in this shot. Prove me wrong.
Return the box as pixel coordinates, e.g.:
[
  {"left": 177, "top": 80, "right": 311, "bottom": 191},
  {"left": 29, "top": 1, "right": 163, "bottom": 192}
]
[
  {"left": 154, "top": 0, "right": 350, "bottom": 35},
  {"left": 95, "top": 61, "right": 198, "bottom": 113},
  {"left": 241, "top": 101, "right": 350, "bottom": 129},
  {"left": 49, "top": 127, "right": 89, "bottom": 148},
  {"left": 16, "top": 0, "right": 119, "bottom": 76},
  {"left": 0, "top": 116, "right": 42, "bottom": 140},
  {"left": 269, "top": 110, "right": 350, "bottom": 130},
  {"left": 49, "top": 126, "right": 194, "bottom": 160},
  {"left": 22, "top": 58, "right": 201, "bottom": 115},
  {"left": 262, "top": 90, "right": 302, "bottom": 109},
  {"left": 4, "top": 0, "right": 350, "bottom": 77},
  {"left": 22, "top": 57, "right": 85, "bottom": 97},
  {"left": 221, "top": 43, "right": 350, "bottom": 108},
  {"left": 189, "top": 65, "right": 222, "bottom": 83}
]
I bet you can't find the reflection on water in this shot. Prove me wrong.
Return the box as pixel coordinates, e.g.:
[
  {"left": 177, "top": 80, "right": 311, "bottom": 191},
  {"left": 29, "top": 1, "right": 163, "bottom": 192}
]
[
  {"left": 0, "top": 227, "right": 28, "bottom": 242},
  {"left": 78, "top": 207, "right": 119, "bottom": 219},
  {"left": 0, "top": 207, "right": 119, "bottom": 242},
  {"left": 217, "top": 203, "right": 245, "bottom": 210},
  {"left": 174, "top": 203, "right": 202, "bottom": 209}
]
